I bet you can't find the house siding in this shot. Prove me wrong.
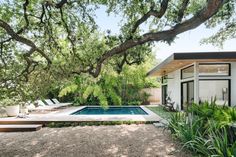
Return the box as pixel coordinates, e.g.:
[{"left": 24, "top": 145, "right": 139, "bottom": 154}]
[
  {"left": 167, "top": 70, "right": 181, "bottom": 110},
  {"left": 231, "top": 62, "right": 236, "bottom": 106},
  {"left": 162, "top": 62, "right": 236, "bottom": 110}
]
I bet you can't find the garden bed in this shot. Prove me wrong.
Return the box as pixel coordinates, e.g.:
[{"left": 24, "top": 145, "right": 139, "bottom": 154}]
[{"left": 168, "top": 101, "right": 236, "bottom": 156}]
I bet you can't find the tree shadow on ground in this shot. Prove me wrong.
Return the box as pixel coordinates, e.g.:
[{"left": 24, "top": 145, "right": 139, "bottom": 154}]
[{"left": 0, "top": 124, "right": 191, "bottom": 157}]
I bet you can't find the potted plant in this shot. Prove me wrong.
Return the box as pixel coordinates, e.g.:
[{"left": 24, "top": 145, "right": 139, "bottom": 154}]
[{"left": 0, "top": 98, "right": 20, "bottom": 117}]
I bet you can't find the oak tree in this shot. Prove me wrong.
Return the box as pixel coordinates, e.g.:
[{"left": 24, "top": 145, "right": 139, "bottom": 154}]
[{"left": 0, "top": 0, "right": 233, "bottom": 82}]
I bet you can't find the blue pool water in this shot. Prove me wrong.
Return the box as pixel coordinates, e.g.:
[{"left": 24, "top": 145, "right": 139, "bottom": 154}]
[{"left": 71, "top": 107, "right": 148, "bottom": 115}]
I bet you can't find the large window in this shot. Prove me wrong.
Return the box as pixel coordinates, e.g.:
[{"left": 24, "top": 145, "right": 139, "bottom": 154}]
[
  {"left": 199, "top": 63, "right": 230, "bottom": 76},
  {"left": 181, "top": 65, "right": 194, "bottom": 79},
  {"left": 199, "top": 80, "right": 230, "bottom": 106}
]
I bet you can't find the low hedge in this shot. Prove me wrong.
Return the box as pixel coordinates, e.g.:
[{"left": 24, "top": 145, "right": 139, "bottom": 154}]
[{"left": 46, "top": 121, "right": 155, "bottom": 128}]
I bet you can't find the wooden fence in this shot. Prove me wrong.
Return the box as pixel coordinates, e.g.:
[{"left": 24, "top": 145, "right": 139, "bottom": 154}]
[{"left": 141, "top": 88, "right": 161, "bottom": 104}]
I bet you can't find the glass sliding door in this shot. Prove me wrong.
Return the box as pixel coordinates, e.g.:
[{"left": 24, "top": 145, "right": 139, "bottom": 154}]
[
  {"left": 162, "top": 85, "right": 168, "bottom": 105},
  {"left": 181, "top": 81, "right": 194, "bottom": 110}
]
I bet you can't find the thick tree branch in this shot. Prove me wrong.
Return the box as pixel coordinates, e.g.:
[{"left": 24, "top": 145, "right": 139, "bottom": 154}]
[
  {"left": 79, "top": 0, "right": 227, "bottom": 77},
  {"left": 55, "top": 0, "right": 68, "bottom": 8},
  {"left": 59, "top": 8, "right": 76, "bottom": 53},
  {"left": 19, "top": 48, "right": 39, "bottom": 81},
  {"left": 0, "top": 42, "right": 7, "bottom": 69},
  {"left": 177, "top": 0, "right": 190, "bottom": 23},
  {"left": 115, "top": 53, "right": 127, "bottom": 74},
  {"left": 0, "top": 0, "right": 228, "bottom": 79},
  {"left": 115, "top": 53, "right": 142, "bottom": 73},
  {"left": 0, "top": 0, "right": 30, "bottom": 45},
  {"left": 39, "top": 4, "right": 45, "bottom": 24},
  {"left": 0, "top": 19, "right": 51, "bottom": 65},
  {"left": 131, "top": 0, "right": 170, "bottom": 34},
  {"left": 20, "top": 0, "right": 30, "bottom": 33}
]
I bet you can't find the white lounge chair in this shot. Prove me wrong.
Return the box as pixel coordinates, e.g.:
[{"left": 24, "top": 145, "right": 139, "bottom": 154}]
[
  {"left": 36, "top": 100, "right": 47, "bottom": 106},
  {"left": 52, "top": 98, "right": 72, "bottom": 106},
  {"left": 44, "top": 99, "right": 55, "bottom": 106},
  {"left": 27, "top": 100, "right": 61, "bottom": 111},
  {"left": 27, "top": 104, "right": 56, "bottom": 111},
  {"left": 52, "top": 98, "right": 60, "bottom": 104},
  {"left": 44, "top": 99, "right": 71, "bottom": 107}
]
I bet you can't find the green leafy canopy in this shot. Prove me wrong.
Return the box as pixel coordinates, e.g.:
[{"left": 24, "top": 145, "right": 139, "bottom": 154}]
[{"left": 0, "top": 0, "right": 234, "bottom": 102}]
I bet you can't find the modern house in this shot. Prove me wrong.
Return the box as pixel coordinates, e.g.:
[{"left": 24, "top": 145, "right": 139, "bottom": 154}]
[{"left": 147, "top": 52, "right": 236, "bottom": 110}]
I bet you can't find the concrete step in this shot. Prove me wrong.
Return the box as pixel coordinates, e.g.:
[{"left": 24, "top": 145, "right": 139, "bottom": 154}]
[{"left": 0, "top": 124, "right": 42, "bottom": 132}]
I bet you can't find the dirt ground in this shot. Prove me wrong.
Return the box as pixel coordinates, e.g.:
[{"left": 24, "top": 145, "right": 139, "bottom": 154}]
[{"left": 0, "top": 124, "right": 191, "bottom": 157}]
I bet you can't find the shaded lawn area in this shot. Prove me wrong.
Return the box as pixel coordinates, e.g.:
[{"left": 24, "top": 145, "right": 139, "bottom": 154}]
[{"left": 147, "top": 106, "right": 175, "bottom": 120}]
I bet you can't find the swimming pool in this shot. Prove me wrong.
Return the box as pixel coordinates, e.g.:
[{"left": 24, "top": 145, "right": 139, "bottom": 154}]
[{"left": 71, "top": 106, "right": 148, "bottom": 115}]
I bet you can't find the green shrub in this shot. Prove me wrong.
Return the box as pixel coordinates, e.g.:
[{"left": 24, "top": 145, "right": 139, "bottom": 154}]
[
  {"left": 46, "top": 121, "right": 154, "bottom": 127},
  {"left": 209, "top": 127, "right": 236, "bottom": 157},
  {"left": 58, "top": 57, "right": 160, "bottom": 107},
  {"left": 168, "top": 113, "right": 206, "bottom": 149},
  {"left": 189, "top": 102, "right": 217, "bottom": 119},
  {"left": 226, "top": 107, "right": 236, "bottom": 121},
  {"left": 168, "top": 101, "right": 236, "bottom": 156},
  {"left": 168, "top": 112, "right": 186, "bottom": 135},
  {"left": 189, "top": 102, "right": 236, "bottom": 127},
  {"left": 184, "top": 136, "right": 213, "bottom": 156},
  {"left": 187, "top": 126, "right": 236, "bottom": 157}
]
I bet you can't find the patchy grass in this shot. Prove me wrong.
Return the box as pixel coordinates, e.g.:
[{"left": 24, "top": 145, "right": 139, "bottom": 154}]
[{"left": 147, "top": 106, "right": 175, "bottom": 120}]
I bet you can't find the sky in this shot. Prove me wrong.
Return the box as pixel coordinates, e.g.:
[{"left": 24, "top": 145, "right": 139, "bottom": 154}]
[{"left": 94, "top": 6, "right": 236, "bottom": 61}]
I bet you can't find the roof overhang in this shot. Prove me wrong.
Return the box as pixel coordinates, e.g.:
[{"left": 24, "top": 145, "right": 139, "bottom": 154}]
[{"left": 147, "top": 51, "right": 236, "bottom": 77}]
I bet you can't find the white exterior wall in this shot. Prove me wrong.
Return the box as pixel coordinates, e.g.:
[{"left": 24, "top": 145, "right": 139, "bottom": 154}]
[
  {"left": 167, "top": 70, "right": 181, "bottom": 110},
  {"left": 160, "top": 61, "right": 236, "bottom": 109},
  {"left": 231, "top": 62, "right": 236, "bottom": 106}
]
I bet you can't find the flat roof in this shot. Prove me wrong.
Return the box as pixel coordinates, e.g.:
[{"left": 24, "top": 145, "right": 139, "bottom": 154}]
[{"left": 147, "top": 51, "right": 236, "bottom": 77}]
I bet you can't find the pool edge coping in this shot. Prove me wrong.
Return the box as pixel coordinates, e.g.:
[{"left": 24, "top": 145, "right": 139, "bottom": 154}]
[{"left": 0, "top": 106, "right": 162, "bottom": 123}]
